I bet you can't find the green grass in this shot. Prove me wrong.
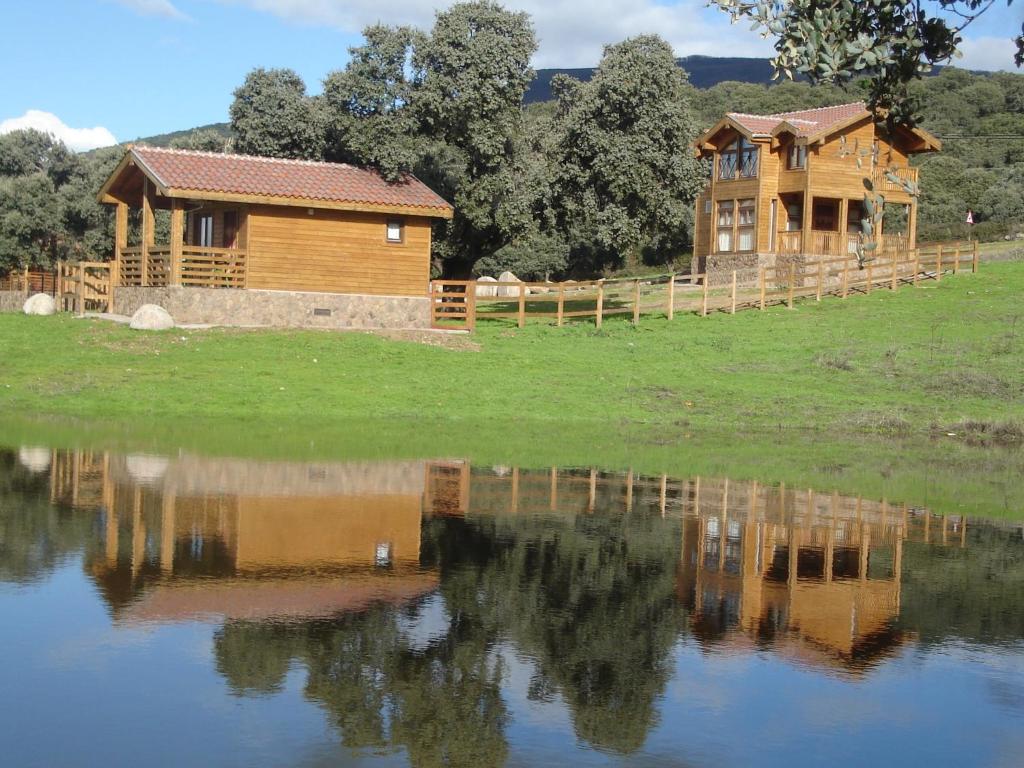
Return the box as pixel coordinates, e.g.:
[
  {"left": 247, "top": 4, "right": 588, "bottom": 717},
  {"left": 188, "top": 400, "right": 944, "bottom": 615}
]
[
  {"left": 2, "top": 261, "right": 1022, "bottom": 434},
  {"left": 1, "top": 260, "right": 1022, "bottom": 518}
]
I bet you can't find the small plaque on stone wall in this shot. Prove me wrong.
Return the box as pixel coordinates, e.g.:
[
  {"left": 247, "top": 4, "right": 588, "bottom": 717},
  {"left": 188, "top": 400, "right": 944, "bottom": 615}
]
[{"left": 313, "top": 308, "right": 332, "bottom": 317}]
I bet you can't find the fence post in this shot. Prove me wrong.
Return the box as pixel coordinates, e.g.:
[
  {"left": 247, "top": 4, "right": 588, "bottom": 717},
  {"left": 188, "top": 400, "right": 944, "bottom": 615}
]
[
  {"left": 77, "top": 262, "right": 85, "bottom": 317},
  {"left": 953, "top": 243, "right": 961, "bottom": 275},
  {"left": 557, "top": 285, "right": 564, "bottom": 327},
  {"left": 759, "top": 267, "right": 766, "bottom": 310},
  {"left": 730, "top": 270, "right": 737, "bottom": 314},
  {"left": 23, "top": 265, "right": 30, "bottom": 293},
  {"left": 701, "top": 273, "right": 709, "bottom": 317},
  {"left": 787, "top": 262, "right": 795, "bottom": 309},
  {"left": 466, "top": 282, "right": 477, "bottom": 332},
  {"left": 517, "top": 282, "right": 526, "bottom": 329},
  {"left": 666, "top": 273, "right": 675, "bottom": 320},
  {"left": 595, "top": 280, "right": 604, "bottom": 328},
  {"left": 866, "top": 262, "right": 873, "bottom": 295},
  {"left": 842, "top": 263, "right": 849, "bottom": 298},
  {"left": 890, "top": 252, "right": 898, "bottom": 292},
  {"left": 633, "top": 279, "right": 641, "bottom": 325},
  {"left": 935, "top": 245, "right": 942, "bottom": 282},
  {"left": 972, "top": 240, "right": 979, "bottom": 273},
  {"left": 816, "top": 259, "right": 823, "bottom": 301}
]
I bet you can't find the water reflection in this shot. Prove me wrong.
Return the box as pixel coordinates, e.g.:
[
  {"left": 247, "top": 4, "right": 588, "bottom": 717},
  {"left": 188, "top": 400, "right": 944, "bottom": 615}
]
[{"left": 2, "top": 447, "right": 1023, "bottom": 767}]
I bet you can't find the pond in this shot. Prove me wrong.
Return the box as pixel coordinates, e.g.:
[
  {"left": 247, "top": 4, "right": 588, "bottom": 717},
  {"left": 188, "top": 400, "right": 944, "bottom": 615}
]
[{"left": 2, "top": 445, "right": 1023, "bottom": 767}]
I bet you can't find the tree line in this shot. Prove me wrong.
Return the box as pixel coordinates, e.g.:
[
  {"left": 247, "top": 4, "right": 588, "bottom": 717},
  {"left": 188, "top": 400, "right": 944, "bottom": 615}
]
[{"left": 1, "top": 1, "right": 1022, "bottom": 279}]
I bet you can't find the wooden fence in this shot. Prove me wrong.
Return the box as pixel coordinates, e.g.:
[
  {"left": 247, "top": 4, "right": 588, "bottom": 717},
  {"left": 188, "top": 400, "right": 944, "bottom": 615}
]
[
  {"left": 430, "top": 240, "right": 979, "bottom": 331},
  {"left": 0, "top": 267, "right": 59, "bottom": 295},
  {"left": 118, "top": 246, "right": 246, "bottom": 289},
  {"left": 58, "top": 261, "right": 113, "bottom": 314}
]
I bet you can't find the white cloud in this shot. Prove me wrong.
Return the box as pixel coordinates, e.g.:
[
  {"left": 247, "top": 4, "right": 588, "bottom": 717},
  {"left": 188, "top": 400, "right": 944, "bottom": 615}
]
[
  {"left": 956, "top": 36, "right": 1019, "bottom": 73},
  {"left": 112, "top": 0, "right": 190, "bottom": 21},
  {"left": 215, "top": 0, "right": 774, "bottom": 67},
  {"left": 0, "top": 110, "right": 118, "bottom": 152}
]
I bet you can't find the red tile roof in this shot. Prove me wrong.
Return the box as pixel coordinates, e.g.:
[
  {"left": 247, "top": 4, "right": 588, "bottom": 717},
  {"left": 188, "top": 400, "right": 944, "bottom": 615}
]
[
  {"left": 727, "top": 102, "right": 869, "bottom": 138},
  {"left": 131, "top": 146, "right": 453, "bottom": 215}
]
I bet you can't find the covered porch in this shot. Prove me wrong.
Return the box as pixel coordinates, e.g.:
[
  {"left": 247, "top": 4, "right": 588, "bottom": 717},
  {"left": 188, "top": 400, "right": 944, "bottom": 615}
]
[
  {"left": 99, "top": 154, "right": 248, "bottom": 290},
  {"left": 775, "top": 188, "right": 915, "bottom": 258}
]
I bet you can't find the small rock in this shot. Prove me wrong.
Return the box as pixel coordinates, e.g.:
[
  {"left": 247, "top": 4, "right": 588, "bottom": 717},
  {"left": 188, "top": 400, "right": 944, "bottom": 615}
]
[
  {"left": 129, "top": 304, "right": 174, "bottom": 331},
  {"left": 23, "top": 293, "right": 56, "bottom": 316}
]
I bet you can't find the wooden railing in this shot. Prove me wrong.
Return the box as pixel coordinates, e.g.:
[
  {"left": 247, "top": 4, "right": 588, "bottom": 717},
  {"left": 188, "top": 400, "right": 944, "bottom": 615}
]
[
  {"left": 116, "top": 246, "right": 246, "bottom": 289},
  {"left": 777, "top": 231, "right": 802, "bottom": 254},
  {"left": 873, "top": 166, "right": 918, "bottom": 193},
  {"left": 778, "top": 230, "right": 910, "bottom": 257},
  {"left": 431, "top": 240, "right": 978, "bottom": 331}
]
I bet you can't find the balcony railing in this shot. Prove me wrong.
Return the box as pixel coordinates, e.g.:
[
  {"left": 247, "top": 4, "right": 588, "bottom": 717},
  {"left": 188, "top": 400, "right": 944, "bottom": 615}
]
[
  {"left": 777, "top": 231, "right": 909, "bottom": 256},
  {"left": 872, "top": 166, "right": 918, "bottom": 193}
]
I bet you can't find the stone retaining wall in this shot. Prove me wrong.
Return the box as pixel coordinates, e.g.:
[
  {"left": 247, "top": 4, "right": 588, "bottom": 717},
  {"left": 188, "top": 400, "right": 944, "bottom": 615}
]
[
  {"left": 112, "top": 287, "right": 431, "bottom": 330},
  {"left": 0, "top": 290, "right": 26, "bottom": 313}
]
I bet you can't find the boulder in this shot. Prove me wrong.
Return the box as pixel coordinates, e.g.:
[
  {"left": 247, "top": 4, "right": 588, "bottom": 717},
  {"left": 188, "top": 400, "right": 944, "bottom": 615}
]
[
  {"left": 129, "top": 304, "right": 174, "bottom": 331},
  {"left": 475, "top": 275, "right": 498, "bottom": 297},
  {"left": 22, "top": 293, "right": 56, "bottom": 316},
  {"left": 497, "top": 270, "right": 522, "bottom": 297},
  {"left": 17, "top": 447, "right": 51, "bottom": 474}
]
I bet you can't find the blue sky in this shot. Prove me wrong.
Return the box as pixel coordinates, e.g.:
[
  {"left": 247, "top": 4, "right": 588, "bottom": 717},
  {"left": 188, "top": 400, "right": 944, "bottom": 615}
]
[{"left": 1, "top": 0, "right": 1021, "bottom": 150}]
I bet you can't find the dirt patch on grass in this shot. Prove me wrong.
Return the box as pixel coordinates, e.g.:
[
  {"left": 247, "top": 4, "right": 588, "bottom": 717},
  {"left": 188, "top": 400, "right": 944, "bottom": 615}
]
[
  {"left": 939, "top": 419, "right": 1024, "bottom": 445},
  {"left": 815, "top": 350, "right": 855, "bottom": 371},
  {"left": 850, "top": 410, "right": 912, "bottom": 435},
  {"left": 927, "top": 368, "right": 1021, "bottom": 400},
  {"left": 367, "top": 329, "right": 481, "bottom": 351}
]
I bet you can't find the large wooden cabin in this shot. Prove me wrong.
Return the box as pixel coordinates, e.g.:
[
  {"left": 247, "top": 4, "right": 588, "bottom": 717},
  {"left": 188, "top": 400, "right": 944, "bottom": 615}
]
[
  {"left": 692, "top": 103, "right": 941, "bottom": 275},
  {"left": 97, "top": 147, "right": 453, "bottom": 329}
]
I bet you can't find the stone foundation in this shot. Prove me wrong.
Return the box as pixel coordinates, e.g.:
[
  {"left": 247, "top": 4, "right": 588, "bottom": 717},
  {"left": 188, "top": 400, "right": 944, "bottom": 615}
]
[
  {"left": 0, "top": 290, "right": 26, "bottom": 313},
  {"left": 112, "top": 287, "right": 431, "bottom": 330}
]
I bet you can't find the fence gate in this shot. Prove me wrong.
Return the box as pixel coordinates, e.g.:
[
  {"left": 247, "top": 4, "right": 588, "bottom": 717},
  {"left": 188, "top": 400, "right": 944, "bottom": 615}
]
[
  {"left": 60, "top": 261, "right": 113, "bottom": 314},
  {"left": 430, "top": 280, "right": 475, "bottom": 331}
]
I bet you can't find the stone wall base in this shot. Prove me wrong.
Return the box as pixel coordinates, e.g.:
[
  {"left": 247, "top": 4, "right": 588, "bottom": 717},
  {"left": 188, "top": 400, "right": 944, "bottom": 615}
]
[
  {"left": 112, "top": 287, "right": 431, "bottom": 330},
  {"left": 0, "top": 290, "right": 26, "bottom": 313}
]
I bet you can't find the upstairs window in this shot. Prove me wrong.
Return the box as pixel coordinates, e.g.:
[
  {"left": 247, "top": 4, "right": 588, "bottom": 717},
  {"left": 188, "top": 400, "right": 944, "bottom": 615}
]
[
  {"left": 787, "top": 144, "right": 806, "bottom": 170},
  {"left": 719, "top": 137, "right": 759, "bottom": 180},
  {"left": 386, "top": 219, "right": 404, "bottom": 243}
]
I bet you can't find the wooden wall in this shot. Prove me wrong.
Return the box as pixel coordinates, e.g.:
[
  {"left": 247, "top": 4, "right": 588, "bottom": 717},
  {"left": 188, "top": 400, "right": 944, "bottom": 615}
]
[{"left": 246, "top": 205, "right": 433, "bottom": 297}]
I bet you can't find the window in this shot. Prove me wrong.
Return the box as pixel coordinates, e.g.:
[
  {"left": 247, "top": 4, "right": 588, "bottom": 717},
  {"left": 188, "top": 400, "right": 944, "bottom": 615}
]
[
  {"left": 717, "top": 201, "right": 734, "bottom": 252},
  {"left": 386, "top": 219, "right": 404, "bottom": 243},
  {"left": 787, "top": 144, "right": 806, "bottom": 170},
  {"left": 719, "top": 137, "right": 759, "bottom": 180},
  {"left": 737, "top": 199, "right": 755, "bottom": 251},
  {"left": 198, "top": 215, "right": 213, "bottom": 247}
]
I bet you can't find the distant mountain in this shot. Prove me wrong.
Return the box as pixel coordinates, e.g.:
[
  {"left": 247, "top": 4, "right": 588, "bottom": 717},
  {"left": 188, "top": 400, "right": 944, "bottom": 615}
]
[
  {"left": 525, "top": 55, "right": 777, "bottom": 103},
  {"left": 129, "top": 122, "right": 231, "bottom": 148}
]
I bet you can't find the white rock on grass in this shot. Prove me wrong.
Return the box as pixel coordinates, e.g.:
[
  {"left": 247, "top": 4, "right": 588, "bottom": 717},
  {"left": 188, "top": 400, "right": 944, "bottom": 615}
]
[
  {"left": 475, "top": 275, "right": 498, "bottom": 297},
  {"left": 130, "top": 304, "right": 174, "bottom": 331},
  {"left": 497, "top": 270, "right": 524, "bottom": 297},
  {"left": 23, "top": 293, "right": 56, "bottom": 316}
]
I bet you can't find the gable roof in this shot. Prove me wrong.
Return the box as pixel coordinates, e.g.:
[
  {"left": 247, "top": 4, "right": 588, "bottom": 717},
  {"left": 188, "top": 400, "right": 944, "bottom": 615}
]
[
  {"left": 695, "top": 102, "right": 940, "bottom": 153},
  {"left": 99, "top": 146, "right": 454, "bottom": 218}
]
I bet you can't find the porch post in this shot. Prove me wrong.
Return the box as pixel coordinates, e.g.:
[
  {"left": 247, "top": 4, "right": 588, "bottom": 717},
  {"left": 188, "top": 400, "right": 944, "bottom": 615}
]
[
  {"left": 801, "top": 194, "right": 813, "bottom": 254},
  {"left": 141, "top": 178, "right": 155, "bottom": 286},
  {"left": 907, "top": 201, "right": 918, "bottom": 249},
  {"left": 170, "top": 199, "right": 184, "bottom": 286}
]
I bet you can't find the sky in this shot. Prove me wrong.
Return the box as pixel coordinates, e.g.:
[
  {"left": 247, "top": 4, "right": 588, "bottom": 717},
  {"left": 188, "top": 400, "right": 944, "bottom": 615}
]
[{"left": 1, "top": 0, "right": 1021, "bottom": 151}]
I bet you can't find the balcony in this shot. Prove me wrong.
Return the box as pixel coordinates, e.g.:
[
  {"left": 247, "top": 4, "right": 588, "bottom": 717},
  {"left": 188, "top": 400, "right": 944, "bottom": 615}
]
[{"left": 872, "top": 166, "right": 918, "bottom": 193}]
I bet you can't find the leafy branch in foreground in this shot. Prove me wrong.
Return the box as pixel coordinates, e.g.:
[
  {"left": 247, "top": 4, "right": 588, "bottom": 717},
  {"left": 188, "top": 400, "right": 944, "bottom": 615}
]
[{"left": 713, "top": 0, "right": 1023, "bottom": 124}]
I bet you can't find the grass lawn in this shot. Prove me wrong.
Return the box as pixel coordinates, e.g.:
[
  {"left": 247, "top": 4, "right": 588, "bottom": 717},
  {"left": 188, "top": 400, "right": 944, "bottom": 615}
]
[{"left": 1, "top": 260, "right": 1021, "bottom": 436}]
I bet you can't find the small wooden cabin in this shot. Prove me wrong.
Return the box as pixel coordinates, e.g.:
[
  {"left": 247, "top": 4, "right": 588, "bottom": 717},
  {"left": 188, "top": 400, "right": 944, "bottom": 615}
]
[
  {"left": 692, "top": 103, "right": 940, "bottom": 273},
  {"left": 97, "top": 147, "right": 453, "bottom": 329}
]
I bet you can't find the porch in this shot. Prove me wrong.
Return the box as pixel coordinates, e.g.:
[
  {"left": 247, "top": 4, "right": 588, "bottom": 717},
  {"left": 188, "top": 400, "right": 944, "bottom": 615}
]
[{"left": 774, "top": 191, "right": 914, "bottom": 258}]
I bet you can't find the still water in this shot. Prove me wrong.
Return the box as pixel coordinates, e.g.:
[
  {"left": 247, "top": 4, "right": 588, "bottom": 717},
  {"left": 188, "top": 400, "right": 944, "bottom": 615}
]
[{"left": 2, "top": 446, "right": 1023, "bottom": 767}]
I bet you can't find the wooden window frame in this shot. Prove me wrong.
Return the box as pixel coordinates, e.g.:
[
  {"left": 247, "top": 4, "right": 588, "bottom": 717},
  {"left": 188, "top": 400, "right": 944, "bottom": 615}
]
[
  {"left": 787, "top": 144, "right": 806, "bottom": 170},
  {"left": 198, "top": 214, "right": 214, "bottom": 248},
  {"left": 716, "top": 200, "right": 735, "bottom": 253},
  {"left": 736, "top": 199, "right": 756, "bottom": 253},
  {"left": 718, "top": 137, "right": 759, "bottom": 181},
  {"left": 385, "top": 218, "right": 405, "bottom": 244}
]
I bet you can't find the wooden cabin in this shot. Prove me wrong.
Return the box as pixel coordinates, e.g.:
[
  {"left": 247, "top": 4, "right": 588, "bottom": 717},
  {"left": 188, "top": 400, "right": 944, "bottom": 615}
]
[
  {"left": 97, "top": 147, "right": 453, "bottom": 329},
  {"left": 692, "top": 103, "right": 941, "bottom": 275}
]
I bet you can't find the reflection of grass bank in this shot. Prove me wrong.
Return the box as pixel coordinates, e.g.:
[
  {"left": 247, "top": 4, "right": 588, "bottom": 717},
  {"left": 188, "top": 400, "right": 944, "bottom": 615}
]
[
  {"left": 1, "top": 262, "right": 1022, "bottom": 437},
  {"left": 2, "top": 414, "right": 1022, "bottom": 521}
]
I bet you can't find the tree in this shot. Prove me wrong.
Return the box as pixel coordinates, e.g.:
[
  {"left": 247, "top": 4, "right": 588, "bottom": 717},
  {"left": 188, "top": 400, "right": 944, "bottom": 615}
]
[
  {"left": 168, "top": 128, "right": 230, "bottom": 153},
  {"left": 713, "top": 0, "right": 1023, "bottom": 124},
  {"left": 547, "top": 36, "right": 707, "bottom": 272},
  {"left": 412, "top": 1, "right": 538, "bottom": 275},
  {"left": 229, "top": 68, "right": 324, "bottom": 159},
  {"left": 322, "top": 25, "right": 425, "bottom": 180}
]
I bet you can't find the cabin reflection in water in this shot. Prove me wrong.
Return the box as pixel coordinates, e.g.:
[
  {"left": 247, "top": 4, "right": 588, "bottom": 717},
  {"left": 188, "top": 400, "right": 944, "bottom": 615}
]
[
  {"left": 46, "top": 451, "right": 968, "bottom": 674},
  {"left": 49, "top": 450, "right": 438, "bottom": 623}
]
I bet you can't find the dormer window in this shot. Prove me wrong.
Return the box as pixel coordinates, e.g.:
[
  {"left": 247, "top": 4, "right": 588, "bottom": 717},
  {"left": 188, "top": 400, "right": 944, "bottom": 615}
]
[
  {"left": 787, "top": 144, "right": 806, "bottom": 170},
  {"left": 719, "top": 137, "right": 759, "bottom": 180}
]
